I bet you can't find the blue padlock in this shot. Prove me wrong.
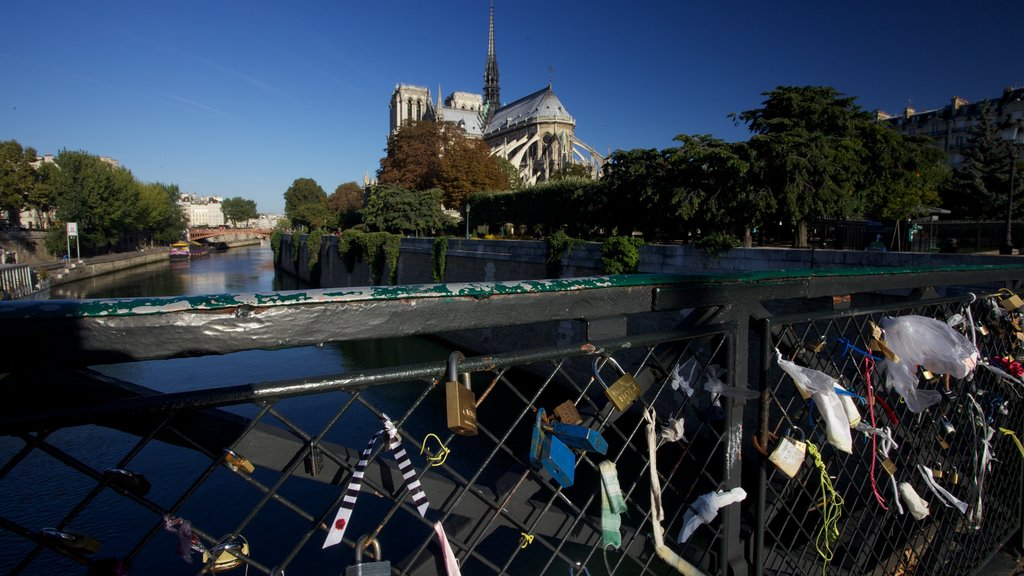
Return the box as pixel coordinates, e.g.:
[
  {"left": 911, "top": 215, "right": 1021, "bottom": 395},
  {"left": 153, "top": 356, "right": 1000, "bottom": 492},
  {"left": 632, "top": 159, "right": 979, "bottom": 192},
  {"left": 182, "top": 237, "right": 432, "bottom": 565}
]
[
  {"left": 530, "top": 409, "right": 576, "bottom": 488},
  {"left": 548, "top": 422, "right": 608, "bottom": 455}
]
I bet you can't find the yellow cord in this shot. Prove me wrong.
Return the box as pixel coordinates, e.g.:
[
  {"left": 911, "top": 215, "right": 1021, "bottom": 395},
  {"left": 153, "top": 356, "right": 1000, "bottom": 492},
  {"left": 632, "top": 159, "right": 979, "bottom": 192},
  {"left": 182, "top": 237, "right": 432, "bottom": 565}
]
[
  {"left": 419, "top": 433, "right": 450, "bottom": 467},
  {"left": 998, "top": 428, "right": 1024, "bottom": 459},
  {"left": 807, "top": 442, "right": 843, "bottom": 576},
  {"left": 518, "top": 533, "right": 534, "bottom": 549}
]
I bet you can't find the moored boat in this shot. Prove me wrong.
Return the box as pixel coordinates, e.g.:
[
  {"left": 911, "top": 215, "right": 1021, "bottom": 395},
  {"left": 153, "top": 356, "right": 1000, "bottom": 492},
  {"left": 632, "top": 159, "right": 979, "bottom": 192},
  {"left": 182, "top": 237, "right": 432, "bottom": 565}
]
[{"left": 169, "top": 241, "right": 210, "bottom": 260}]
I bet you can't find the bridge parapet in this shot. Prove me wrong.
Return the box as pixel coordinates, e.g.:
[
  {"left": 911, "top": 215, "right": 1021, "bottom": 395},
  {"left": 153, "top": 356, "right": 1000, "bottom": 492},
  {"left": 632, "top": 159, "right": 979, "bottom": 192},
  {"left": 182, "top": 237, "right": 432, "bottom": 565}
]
[{"left": 188, "top": 227, "right": 272, "bottom": 241}]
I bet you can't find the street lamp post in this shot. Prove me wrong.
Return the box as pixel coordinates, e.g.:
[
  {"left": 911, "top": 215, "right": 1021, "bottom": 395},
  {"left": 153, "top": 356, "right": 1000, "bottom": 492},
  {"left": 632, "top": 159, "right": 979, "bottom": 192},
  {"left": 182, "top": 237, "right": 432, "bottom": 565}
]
[
  {"left": 465, "top": 204, "right": 471, "bottom": 239},
  {"left": 1004, "top": 122, "right": 1022, "bottom": 255}
]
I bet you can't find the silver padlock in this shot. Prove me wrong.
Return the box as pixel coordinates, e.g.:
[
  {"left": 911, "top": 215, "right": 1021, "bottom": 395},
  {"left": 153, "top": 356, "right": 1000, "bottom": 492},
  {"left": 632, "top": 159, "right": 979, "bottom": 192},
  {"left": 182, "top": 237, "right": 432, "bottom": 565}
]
[{"left": 346, "top": 535, "right": 391, "bottom": 576}]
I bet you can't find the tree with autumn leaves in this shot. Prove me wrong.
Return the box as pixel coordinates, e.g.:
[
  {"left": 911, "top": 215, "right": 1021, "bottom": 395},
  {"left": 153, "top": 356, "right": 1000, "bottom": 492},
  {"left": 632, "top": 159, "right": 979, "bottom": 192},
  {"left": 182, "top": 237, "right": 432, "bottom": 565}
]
[{"left": 377, "top": 120, "right": 511, "bottom": 208}]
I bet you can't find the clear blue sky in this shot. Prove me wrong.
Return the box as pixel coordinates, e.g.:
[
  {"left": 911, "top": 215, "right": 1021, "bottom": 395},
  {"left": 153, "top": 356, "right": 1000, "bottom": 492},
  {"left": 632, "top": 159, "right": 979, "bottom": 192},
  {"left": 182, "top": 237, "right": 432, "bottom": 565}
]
[{"left": 3, "top": 1, "right": 1021, "bottom": 214}]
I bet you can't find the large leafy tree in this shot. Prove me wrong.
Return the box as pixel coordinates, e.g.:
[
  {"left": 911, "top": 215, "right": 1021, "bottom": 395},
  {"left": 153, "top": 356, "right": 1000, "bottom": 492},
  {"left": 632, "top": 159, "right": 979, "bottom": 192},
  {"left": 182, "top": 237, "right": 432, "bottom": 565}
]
[
  {"left": 735, "top": 86, "right": 869, "bottom": 247},
  {"left": 221, "top": 196, "right": 258, "bottom": 226},
  {"left": 327, "top": 181, "right": 365, "bottom": 229},
  {"left": 138, "top": 182, "right": 187, "bottom": 244},
  {"left": 27, "top": 160, "right": 58, "bottom": 228},
  {"left": 0, "top": 140, "right": 35, "bottom": 226},
  {"left": 378, "top": 120, "right": 508, "bottom": 208},
  {"left": 284, "top": 177, "right": 328, "bottom": 229},
  {"left": 940, "top": 101, "right": 1017, "bottom": 220},
  {"left": 668, "top": 135, "right": 773, "bottom": 245},
  {"left": 859, "top": 124, "right": 947, "bottom": 220},
  {"left": 362, "top": 185, "right": 453, "bottom": 235},
  {"left": 601, "top": 147, "right": 677, "bottom": 239},
  {"left": 46, "top": 150, "right": 142, "bottom": 253}
]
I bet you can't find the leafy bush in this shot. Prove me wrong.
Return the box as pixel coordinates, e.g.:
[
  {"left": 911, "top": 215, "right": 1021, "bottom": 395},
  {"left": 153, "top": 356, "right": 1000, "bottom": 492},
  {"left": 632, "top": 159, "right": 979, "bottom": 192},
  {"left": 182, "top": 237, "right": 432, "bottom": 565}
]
[
  {"left": 694, "top": 232, "right": 740, "bottom": 256},
  {"left": 546, "top": 230, "right": 583, "bottom": 278},
  {"left": 270, "top": 230, "right": 283, "bottom": 262},
  {"left": 432, "top": 237, "right": 448, "bottom": 283},
  {"left": 306, "top": 229, "right": 324, "bottom": 271},
  {"left": 600, "top": 236, "right": 644, "bottom": 274}
]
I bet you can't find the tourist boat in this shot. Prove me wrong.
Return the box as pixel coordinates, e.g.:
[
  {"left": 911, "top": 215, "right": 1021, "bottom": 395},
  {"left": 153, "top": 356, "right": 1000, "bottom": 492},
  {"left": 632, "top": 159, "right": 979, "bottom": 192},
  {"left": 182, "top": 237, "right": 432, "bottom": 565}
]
[{"left": 169, "top": 241, "right": 210, "bottom": 260}]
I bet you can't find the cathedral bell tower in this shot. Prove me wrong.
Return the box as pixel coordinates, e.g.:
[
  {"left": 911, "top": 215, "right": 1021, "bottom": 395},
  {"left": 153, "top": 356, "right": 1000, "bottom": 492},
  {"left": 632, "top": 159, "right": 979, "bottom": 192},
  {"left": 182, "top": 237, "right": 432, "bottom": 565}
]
[{"left": 482, "top": 1, "right": 500, "bottom": 122}]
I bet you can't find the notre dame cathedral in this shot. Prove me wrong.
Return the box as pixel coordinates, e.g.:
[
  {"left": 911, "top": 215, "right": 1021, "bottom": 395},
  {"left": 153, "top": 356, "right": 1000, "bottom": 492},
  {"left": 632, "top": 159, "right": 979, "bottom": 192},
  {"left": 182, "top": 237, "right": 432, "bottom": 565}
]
[{"left": 388, "top": 2, "right": 605, "bottom": 186}]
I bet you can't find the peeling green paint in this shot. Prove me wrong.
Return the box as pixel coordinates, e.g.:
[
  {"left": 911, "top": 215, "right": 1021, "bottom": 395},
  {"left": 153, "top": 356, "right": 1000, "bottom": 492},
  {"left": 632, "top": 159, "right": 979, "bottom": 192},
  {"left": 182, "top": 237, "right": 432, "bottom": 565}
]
[{"left": 4, "top": 264, "right": 1024, "bottom": 320}]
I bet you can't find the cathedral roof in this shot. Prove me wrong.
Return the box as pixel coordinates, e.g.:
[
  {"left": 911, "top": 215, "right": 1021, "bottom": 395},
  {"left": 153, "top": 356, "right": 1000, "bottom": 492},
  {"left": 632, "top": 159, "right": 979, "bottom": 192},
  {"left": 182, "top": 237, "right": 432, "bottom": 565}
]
[
  {"left": 484, "top": 86, "right": 575, "bottom": 136},
  {"left": 440, "top": 107, "right": 484, "bottom": 137}
]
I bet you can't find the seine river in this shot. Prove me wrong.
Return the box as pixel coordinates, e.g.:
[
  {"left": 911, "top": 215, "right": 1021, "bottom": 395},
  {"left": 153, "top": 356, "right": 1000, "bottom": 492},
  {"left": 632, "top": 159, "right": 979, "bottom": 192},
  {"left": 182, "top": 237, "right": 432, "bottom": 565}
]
[{"left": 3, "top": 244, "right": 456, "bottom": 575}]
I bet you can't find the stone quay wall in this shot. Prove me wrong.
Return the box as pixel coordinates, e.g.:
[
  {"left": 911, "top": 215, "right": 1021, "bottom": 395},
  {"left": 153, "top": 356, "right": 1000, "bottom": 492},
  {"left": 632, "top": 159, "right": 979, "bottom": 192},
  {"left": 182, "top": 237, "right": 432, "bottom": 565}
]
[{"left": 278, "top": 235, "right": 1022, "bottom": 287}]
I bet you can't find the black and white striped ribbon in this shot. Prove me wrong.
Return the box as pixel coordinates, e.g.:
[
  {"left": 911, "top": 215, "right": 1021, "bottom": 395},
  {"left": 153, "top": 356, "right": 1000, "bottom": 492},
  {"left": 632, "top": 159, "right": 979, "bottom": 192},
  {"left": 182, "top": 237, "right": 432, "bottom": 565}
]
[{"left": 323, "top": 414, "right": 430, "bottom": 548}]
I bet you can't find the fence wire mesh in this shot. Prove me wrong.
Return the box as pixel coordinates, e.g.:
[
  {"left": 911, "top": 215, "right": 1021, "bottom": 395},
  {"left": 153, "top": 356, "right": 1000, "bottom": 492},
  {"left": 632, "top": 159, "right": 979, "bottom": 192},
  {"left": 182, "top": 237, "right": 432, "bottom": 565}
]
[
  {"left": 757, "top": 293, "right": 1024, "bottom": 576},
  {"left": 3, "top": 276, "right": 1024, "bottom": 576}
]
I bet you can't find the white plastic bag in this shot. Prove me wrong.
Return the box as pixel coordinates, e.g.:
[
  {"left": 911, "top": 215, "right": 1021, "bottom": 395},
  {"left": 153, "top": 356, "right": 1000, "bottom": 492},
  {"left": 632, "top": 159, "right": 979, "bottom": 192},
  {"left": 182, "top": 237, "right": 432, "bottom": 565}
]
[
  {"left": 776, "top": 352, "right": 852, "bottom": 453},
  {"left": 879, "top": 315, "right": 980, "bottom": 413}
]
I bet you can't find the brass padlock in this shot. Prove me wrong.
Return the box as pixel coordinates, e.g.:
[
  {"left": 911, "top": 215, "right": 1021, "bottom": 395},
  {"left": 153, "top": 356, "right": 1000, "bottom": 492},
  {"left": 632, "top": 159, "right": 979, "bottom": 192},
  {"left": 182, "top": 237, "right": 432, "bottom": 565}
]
[
  {"left": 552, "top": 400, "right": 583, "bottom": 425},
  {"left": 444, "top": 351, "right": 477, "bottom": 436},
  {"left": 224, "top": 449, "right": 255, "bottom": 474},
  {"left": 593, "top": 356, "right": 640, "bottom": 412},
  {"left": 1000, "top": 288, "right": 1024, "bottom": 312},
  {"left": 768, "top": 428, "right": 807, "bottom": 479}
]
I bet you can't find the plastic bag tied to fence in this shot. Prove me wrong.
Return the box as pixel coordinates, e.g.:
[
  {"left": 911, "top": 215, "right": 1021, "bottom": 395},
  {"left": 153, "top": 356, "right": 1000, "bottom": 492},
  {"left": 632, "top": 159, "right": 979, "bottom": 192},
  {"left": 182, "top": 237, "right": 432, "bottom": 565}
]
[
  {"left": 879, "top": 315, "right": 980, "bottom": 413},
  {"left": 775, "top": 351, "right": 853, "bottom": 454}
]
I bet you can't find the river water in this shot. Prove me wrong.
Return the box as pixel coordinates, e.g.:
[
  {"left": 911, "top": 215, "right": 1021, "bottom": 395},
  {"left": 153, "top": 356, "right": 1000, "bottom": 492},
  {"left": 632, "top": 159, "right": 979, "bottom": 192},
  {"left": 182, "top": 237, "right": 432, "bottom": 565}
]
[{"left": 3, "top": 244, "right": 457, "bottom": 575}]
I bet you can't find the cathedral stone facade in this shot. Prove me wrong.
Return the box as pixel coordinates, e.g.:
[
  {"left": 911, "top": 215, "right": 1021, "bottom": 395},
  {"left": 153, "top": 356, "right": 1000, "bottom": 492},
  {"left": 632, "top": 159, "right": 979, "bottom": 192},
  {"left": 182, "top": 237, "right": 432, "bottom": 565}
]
[{"left": 388, "top": 3, "right": 604, "bottom": 186}]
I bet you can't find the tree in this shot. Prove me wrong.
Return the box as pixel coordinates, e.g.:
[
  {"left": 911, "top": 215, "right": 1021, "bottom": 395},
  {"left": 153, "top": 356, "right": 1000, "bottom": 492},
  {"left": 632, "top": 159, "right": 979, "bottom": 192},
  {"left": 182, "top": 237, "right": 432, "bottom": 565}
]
[
  {"left": 735, "top": 86, "right": 869, "bottom": 247},
  {"left": 221, "top": 196, "right": 258, "bottom": 226},
  {"left": 327, "top": 181, "right": 365, "bottom": 229},
  {"left": 551, "top": 163, "right": 594, "bottom": 181},
  {"left": 378, "top": 120, "right": 508, "bottom": 207},
  {"left": 45, "top": 150, "right": 142, "bottom": 253},
  {"left": 940, "top": 101, "right": 1016, "bottom": 220},
  {"left": 27, "top": 160, "right": 58, "bottom": 229},
  {"left": 283, "top": 177, "right": 328, "bottom": 229},
  {"left": 0, "top": 140, "right": 35, "bottom": 226},
  {"left": 859, "top": 124, "right": 947, "bottom": 220},
  {"left": 667, "top": 135, "right": 773, "bottom": 246},
  {"left": 362, "top": 185, "right": 453, "bottom": 235},
  {"left": 138, "top": 182, "right": 187, "bottom": 244},
  {"left": 601, "top": 147, "right": 677, "bottom": 239}
]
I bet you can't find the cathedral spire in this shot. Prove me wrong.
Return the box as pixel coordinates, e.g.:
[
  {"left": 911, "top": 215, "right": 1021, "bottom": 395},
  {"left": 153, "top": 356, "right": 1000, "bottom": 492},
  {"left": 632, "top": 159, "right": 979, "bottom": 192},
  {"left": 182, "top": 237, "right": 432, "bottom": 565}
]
[{"left": 483, "top": 0, "right": 500, "bottom": 121}]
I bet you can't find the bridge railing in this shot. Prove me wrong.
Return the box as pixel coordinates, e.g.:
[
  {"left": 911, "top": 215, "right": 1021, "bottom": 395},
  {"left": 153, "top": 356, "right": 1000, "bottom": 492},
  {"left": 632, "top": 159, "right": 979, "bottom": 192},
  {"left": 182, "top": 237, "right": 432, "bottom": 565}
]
[{"left": 2, "top": 266, "right": 1024, "bottom": 575}]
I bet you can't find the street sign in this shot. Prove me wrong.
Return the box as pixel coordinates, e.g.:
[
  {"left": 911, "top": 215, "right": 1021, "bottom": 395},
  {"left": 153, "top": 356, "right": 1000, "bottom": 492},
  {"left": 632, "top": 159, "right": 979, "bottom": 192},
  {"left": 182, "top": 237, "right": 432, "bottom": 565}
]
[{"left": 67, "top": 222, "right": 78, "bottom": 236}]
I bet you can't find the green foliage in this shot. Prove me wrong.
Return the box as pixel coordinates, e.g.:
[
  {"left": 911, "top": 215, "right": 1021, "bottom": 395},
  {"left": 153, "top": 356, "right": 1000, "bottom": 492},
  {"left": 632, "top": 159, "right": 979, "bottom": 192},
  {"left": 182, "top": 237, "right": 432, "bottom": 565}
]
[
  {"left": 306, "top": 229, "right": 324, "bottom": 272},
  {"left": 284, "top": 177, "right": 328, "bottom": 229},
  {"left": 336, "top": 229, "right": 361, "bottom": 273},
  {"left": 334, "top": 229, "right": 401, "bottom": 285},
  {"left": 137, "top": 182, "right": 187, "bottom": 244},
  {"left": 432, "top": 237, "right": 448, "bottom": 283},
  {"left": 221, "top": 197, "right": 258, "bottom": 226},
  {"left": 270, "top": 229, "right": 284, "bottom": 262},
  {"left": 468, "top": 178, "right": 606, "bottom": 239},
  {"left": 546, "top": 229, "right": 584, "bottom": 278},
  {"left": 0, "top": 140, "right": 34, "bottom": 224},
  {"left": 940, "top": 101, "right": 1018, "bottom": 219},
  {"left": 694, "top": 231, "right": 741, "bottom": 255},
  {"left": 362, "top": 185, "right": 454, "bottom": 235},
  {"left": 46, "top": 150, "right": 142, "bottom": 254},
  {"left": 600, "top": 236, "right": 644, "bottom": 275}
]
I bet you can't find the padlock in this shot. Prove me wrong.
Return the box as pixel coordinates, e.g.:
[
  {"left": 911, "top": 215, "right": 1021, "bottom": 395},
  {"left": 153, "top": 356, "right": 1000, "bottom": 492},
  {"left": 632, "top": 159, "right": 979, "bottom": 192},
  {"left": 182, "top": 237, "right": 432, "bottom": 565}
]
[
  {"left": 444, "top": 351, "right": 477, "bottom": 436},
  {"left": 530, "top": 409, "right": 575, "bottom": 488},
  {"left": 593, "top": 356, "right": 641, "bottom": 413},
  {"left": 202, "top": 536, "right": 249, "bottom": 573},
  {"left": 224, "top": 449, "right": 255, "bottom": 474},
  {"left": 103, "top": 467, "right": 151, "bottom": 497},
  {"left": 768, "top": 428, "right": 807, "bottom": 479},
  {"left": 552, "top": 400, "right": 583, "bottom": 425},
  {"left": 346, "top": 535, "right": 391, "bottom": 576},
  {"left": 40, "top": 528, "right": 102, "bottom": 555},
  {"left": 547, "top": 422, "right": 608, "bottom": 454},
  {"left": 1000, "top": 288, "right": 1024, "bottom": 312},
  {"left": 304, "top": 443, "right": 324, "bottom": 477}
]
